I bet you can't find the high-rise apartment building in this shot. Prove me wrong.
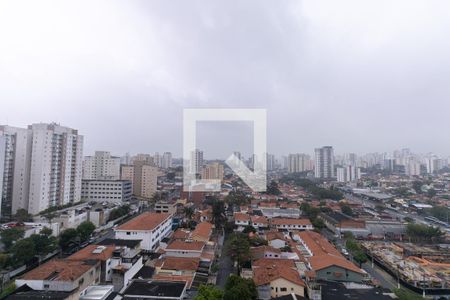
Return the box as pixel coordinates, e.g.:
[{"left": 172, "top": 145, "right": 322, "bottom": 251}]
[
  {"left": 82, "top": 151, "right": 120, "bottom": 180},
  {"left": 201, "top": 162, "right": 224, "bottom": 181},
  {"left": 190, "top": 149, "right": 203, "bottom": 174},
  {"left": 28, "top": 123, "right": 83, "bottom": 214},
  {"left": 121, "top": 160, "right": 158, "bottom": 199},
  {"left": 266, "top": 153, "right": 276, "bottom": 171},
  {"left": 287, "top": 153, "right": 312, "bottom": 173},
  {"left": 162, "top": 152, "right": 172, "bottom": 169},
  {"left": 336, "top": 165, "right": 361, "bottom": 182},
  {"left": 0, "top": 126, "right": 32, "bottom": 220},
  {"left": 314, "top": 146, "right": 335, "bottom": 179}
]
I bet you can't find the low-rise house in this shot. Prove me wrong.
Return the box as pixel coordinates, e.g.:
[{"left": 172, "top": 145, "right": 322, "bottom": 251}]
[
  {"left": 15, "top": 259, "right": 101, "bottom": 299},
  {"left": 265, "top": 231, "right": 289, "bottom": 249},
  {"left": 234, "top": 212, "right": 250, "bottom": 228},
  {"left": 165, "top": 240, "right": 205, "bottom": 258},
  {"left": 114, "top": 212, "right": 172, "bottom": 251},
  {"left": 252, "top": 259, "right": 306, "bottom": 300},
  {"left": 295, "top": 231, "right": 366, "bottom": 282},
  {"left": 251, "top": 246, "right": 282, "bottom": 260},
  {"left": 271, "top": 218, "right": 313, "bottom": 231},
  {"left": 251, "top": 215, "right": 269, "bottom": 230},
  {"left": 68, "top": 239, "right": 144, "bottom": 291},
  {"left": 191, "top": 222, "right": 213, "bottom": 242}
]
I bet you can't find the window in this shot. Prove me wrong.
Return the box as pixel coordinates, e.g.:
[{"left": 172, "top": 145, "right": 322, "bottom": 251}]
[
  {"left": 280, "top": 288, "right": 287, "bottom": 292},
  {"left": 44, "top": 284, "right": 50, "bottom": 289},
  {"left": 126, "top": 232, "right": 131, "bottom": 235}
]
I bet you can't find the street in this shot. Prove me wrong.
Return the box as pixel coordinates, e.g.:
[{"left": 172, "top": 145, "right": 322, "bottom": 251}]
[{"left": 215, "top": 231, "right": 235, "bottom": 288}]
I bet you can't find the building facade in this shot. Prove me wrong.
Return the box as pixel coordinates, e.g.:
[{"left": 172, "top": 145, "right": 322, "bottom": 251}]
[
  {"left": 28, "top": 123, "right": 83, "bottom": 214},
  {"left": 0, "top": 126, "right": 32, "bottom": 220},
  {"left": 82, "top": 151, "right": 120, "bottom": 180},
  {"left": 314, "top": 146, "right": 335, "bottom": 179},
  {"left": 81, "top": 179, "right": 132, "bottom": 203}
]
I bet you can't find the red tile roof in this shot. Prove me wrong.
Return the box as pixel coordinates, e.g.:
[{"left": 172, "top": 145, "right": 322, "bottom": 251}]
[
  {"left": 271, "top": 218, "right": 312, "bottom": 226},
  {"left": 166, "top": 240, "right": 205, "bottom": 251},
  {"left": 116, "top": 212, "right": 171, "bottom": 231},
  {"left": 252, "top": 258, "right": 305, "bottom": 287},
  {"left": 68, "top": 245, "right": 115, "bottom": 262},
  {"left": 191, "top": 222, "right": 213, "bottom": 240},
  {"left": 158, "top": 257, "right": 200, "bottom": 271},
  {"left": 234, "top": 212, "right": 250, "bottom": 222},
  {"left": 20, "top": 259, "right": 98, "bottom": 281}
]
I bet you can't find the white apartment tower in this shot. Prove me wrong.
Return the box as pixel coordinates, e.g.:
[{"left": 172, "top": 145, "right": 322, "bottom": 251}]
[
  {"left": 28, "top": 123, "right": 83, "bottom": 214},
  {"left": 337, "top": 165, "right": 361, "bottom": 182},
  {"left": 287, "top": 153, "right": 312, "bottom": 173},
  {"left": 314, "top": 146, "right": 335, "bottom": 179},
  {"left": 162, "top": 152, "right": 172, "bottom": 169},
  {"left": 190, "top": 149, "right": 204, "bottom": 174},
  {"left": 0, "top": 126, "right": 32, "bottom": 220},
  {"left": 82, "top": 151, "right": 120, "bottom": 180}
]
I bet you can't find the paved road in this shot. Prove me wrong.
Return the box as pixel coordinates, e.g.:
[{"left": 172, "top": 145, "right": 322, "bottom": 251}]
[
  {"left": 362, "top": 261, "right": 398, "bottom": 290},
  {"left": 215, "top": 232, "right": 235, "bottom": 288}
]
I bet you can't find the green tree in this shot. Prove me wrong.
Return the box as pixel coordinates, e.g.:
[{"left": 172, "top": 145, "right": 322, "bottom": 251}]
[
  {"left": 406, "top": 223, "right": 445, "bottom": 243},
  {"left": 353, "top": 251, "right": 368, "bottom": 267},
  {"left": 427, "top": 188, "right": 437, "bottom": 199},
  {"left": 212, "top": 200, "right": 226, "bottom": 230},
  {"left": 266, "top": 180, "right": 281, "bottom": 195},
  {"left": 0, "top": 253, "right": 10, "bottom": 269},
  {"left": 224, "top": 275, "right": 257, "bottom": 300},
  {"left": 226, "top": 233, "right": 251, "bottom": 275},
  {"left": 403, "top": 216, "right": 414, "bottom": 223},
  {"left": 13, "top": 209, "right": 33, "bottom": 222},
  {"left": 340, "top": 204, "right": 354, "bottom": 216},
  {"left": 0, "top": 227, "right": 24, "bottom": 252},
  {"left": 10, "top": 239, "right": 36, "bottom": 265},
  {"left": 109, "top": 205, "right": 131, "bottom": 221},
  {"left": 29, "top": 229, "right": 57, "bottom": 256},
  {"left": 183, "top": 206, "right": 194, "bottom": 220},
  {"left": 242, "top": 225, "right": 256, "bottom": 234},
  {"left": 225, "top": 190, "right": 251, "bottom": 208},
  {"left": 412, "top": 181, "right": 423, "bottom": 194},
  {"left": 194, "top": 284, "right": 224, "bottom": 300},
  {"left": 59, "top": 228, "right": 79, "bottom": 251},
  {"left": 77, "top": 221, "right": 96, "bottom": 242},
  {"left": 394, "top": 288, "right": 423, "bottom": 300}
]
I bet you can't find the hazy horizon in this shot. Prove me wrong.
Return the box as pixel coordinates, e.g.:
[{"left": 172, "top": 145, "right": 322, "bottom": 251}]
[{"left": 2, "top": 1, "right": 450, "bottom": 158}]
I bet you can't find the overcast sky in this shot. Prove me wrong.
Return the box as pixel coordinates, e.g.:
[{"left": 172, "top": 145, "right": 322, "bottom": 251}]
[{"left": 1, "top": 1, "right": 450, "bottom": 159}]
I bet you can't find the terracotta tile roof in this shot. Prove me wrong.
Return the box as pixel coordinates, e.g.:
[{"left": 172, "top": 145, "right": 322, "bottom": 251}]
[
  {"left": 308, "top": 255, "right": 364, "bottom": 274},
  {"left": 252, "top": 258, "right": 305, "bottom": 287},
  {"left": 166, "top": 240, "right": 205, "bottom": 251},
  {"left": 68, "top": 245, "right": 115, "bottom": 262},
  {"left": 116, "top": 212, "right": 171, "bottom": 231},
  {"left": 271, "top": 218, "right": 312, "bottom": 226},
  {"left": 296, "top": 231, "right": 364, "bottom": 274},
  {"left": 20, "top": 259, "right": 97, "bottom": 281},
  {"left": 251, "top": 246, "right": 281, "bottom": 258},
  {"left": 296, "top": 231, "right": 340, "bottom": 257},
  {"left": 172, "top": 228, "right": 191, "bottom": 240},
  {"left": 191, "top": 222, "right": 213, "bottom": 240},
  {"left": 251, "top": 215, "right": 268, "bottom": 225},
  {"left": 234, "top": 212, "right": 250, "bottom": 222},
  {"left": 265, "top": 231, "right": 287, "bottom": 241},
  {"left": 258, "top": 201, "right": 277, "bottom": 208},
  {"left": 158, "top": 257, "right": 200, "bottom": 271}
]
